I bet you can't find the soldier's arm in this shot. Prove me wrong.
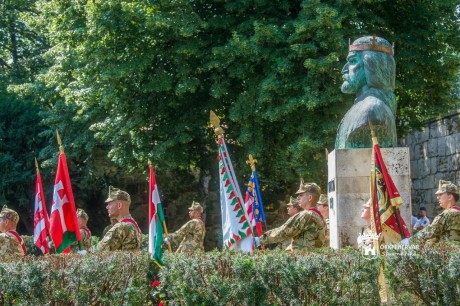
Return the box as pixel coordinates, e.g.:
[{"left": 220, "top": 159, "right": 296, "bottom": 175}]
[
  {"left": 90, "top": 224, "right": 124, "bottom": 252},
  {"left": 260, "top": 213, "right": 311, "bottom": 245},
  {"left": 169, "top": 221, "right": 192, "bottom": 243},
  {"left": 415, "top": 214, "right": 446, "bottom": 243}
]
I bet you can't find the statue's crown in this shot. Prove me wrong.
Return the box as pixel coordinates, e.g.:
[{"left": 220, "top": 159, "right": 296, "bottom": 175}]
[{"left": 349, "top": 36, "right": 394, "bottom": 56}]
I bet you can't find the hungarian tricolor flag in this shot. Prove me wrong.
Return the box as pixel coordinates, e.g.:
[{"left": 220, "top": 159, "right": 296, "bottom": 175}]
[
  {"left": 149, "top": 164, "right": 165, "bottom": 265},
  {"left": 33, "top": 162, "right": 51, "bottom": 255},
  {"left": 49, "top": 152, "right": 81, "bottom": 253}
]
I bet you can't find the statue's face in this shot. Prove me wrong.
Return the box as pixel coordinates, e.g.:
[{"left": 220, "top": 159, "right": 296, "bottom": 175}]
[{"left": 341, "top": 51, "right": 366, "bottom": 94}]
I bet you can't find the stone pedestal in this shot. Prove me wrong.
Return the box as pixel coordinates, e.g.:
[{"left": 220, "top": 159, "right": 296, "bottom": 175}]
[{"left": 328, "top": 148, "right": 412, "bottom": 249}]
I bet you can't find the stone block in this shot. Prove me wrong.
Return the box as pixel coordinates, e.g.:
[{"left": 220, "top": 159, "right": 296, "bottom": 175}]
[
  {"left": 437, "top": 156, "right": 448, "bottom": 172},
  {"left": 427, "top": 138, "right": 437, "bottom": 156},
  {"left": 446, "top": 135, "right": 456, "bottom": 155},
  {"left": 437, "top": 137, "right": 446, "bottom": 156},
  {"left": 429, "top": 157, "right": 437, "bottom": 175},
  {"left": 430, "top": 122, "right": 441, "bottom": 139},
  {"left": 420, "top": 126, "right": 430, "bottom": 142},
  {"left": 418, "top": 158, "right": 430, "bottom": 177}
]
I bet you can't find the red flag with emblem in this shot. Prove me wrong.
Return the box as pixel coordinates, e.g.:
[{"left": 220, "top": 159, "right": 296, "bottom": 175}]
[
  {"left": 34, "top": 162, "right": 51, "bottom": 254},
  {"left": 49, "top": 151, "right": 81, "bottom": 253}
]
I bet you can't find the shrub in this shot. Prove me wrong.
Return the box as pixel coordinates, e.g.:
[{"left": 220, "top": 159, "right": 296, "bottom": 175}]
[{"left": 0, "top": 244, "right": 459, "bottom": 305}]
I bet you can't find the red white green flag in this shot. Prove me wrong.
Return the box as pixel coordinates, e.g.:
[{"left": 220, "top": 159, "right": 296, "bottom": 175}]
[
  {"left": 149, "top": 164, "right": 165, "bottom": 265},
  {"left": 50, "top": 152, "right": 81, "bottom": 253},
  {"left": 33, "top": 162, "right": 51, "bottom": 255}
]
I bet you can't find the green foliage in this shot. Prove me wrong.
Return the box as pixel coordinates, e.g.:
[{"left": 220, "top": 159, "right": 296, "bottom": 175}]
[
  {"left": 0, "top": 246, "right": 460, "bottom": 304},
  {"left": 0, "top": 252, "right": 153, "bottom": 305},
  {"left": 0, "top": 0, "right": 459, "bottom": 230},
  {"left": 159, "top": 248, "right": 381, "bottom": 305},
  {"left": 385, "top": 242, "right": 460, "bottom": 305}
]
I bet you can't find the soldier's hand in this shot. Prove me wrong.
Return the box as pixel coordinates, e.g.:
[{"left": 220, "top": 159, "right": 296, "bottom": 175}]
[
  {"left": 77, "top": 250, "right": 88, "bottom": 255},
  {"left": 163, "top": 237, "right": 170, "bottom": 244},
  {"left": 254, "top": 237, "right": 260, "bottom": 248},
  {"left": 400, "top": 238, "right": 410, "bottom": 245}
]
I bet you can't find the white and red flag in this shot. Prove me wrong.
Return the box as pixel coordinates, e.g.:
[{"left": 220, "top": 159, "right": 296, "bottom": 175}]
[
  {"left": 49, "top": 134, "right": 81, "bottom": 253},
  {"left": 33, "top": 159, "right": 51, "bottom": 254}
]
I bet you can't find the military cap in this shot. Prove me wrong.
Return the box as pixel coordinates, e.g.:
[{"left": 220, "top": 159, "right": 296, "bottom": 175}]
[
  {"left": 287, "top": 196, "right": 299, "bottom": 207},
  {"left": 317, "top": 194, "right": 328, "bottom": 206},
  {"left": 295, "top": 179, "right": 321, "bottom": 196},
  {"left": 363, "top": 199, "right": 371, "bottom": 208},
  {"left": 419, "top": 206, "right": 426, "bottom": 211},
  {"left": 0, "top": 206, "right": 19, "bottom": 224},
  {"left": 105, "top": 186, "right": 131, "bottom": 203},
  {"left": 188, "top": 201, "right": 203, "bottom": 213},
  {"left": 435, "top": 180, "right": 459, "bottom": 195},
  {"left": 77, "top": 208, "right": 89, "bottom": 221}
]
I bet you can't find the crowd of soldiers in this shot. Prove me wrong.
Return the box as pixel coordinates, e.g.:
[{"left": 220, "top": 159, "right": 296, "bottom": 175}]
[{"left": 1, "top": 178, "right": 460, "bottom": 256}]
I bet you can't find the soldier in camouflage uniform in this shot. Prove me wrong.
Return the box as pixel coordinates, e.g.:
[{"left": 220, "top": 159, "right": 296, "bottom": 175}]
[
  {"left": 90, "top": 187, "right": 141, "bottom": 252},
  {"left": 70, "top": 208, "right": 92, "bottom": 252},
  {"left": 416, "top": 180, "right": 460, "bottom": 245},
  {"left": 256, "top": 180, "right": 325, "bottom": 251},
  {"left": 279, "top": 197, "right": 301, "bottom": 249},
  {"left": 0, "top": 206, "right": 26, "bottom": 256},
  {"left": 317, "top": 194, "right": 330, "bottom": 246},
  {"left": 287, "top": 196, "right": 301, "bottom": 217},
  {"left": 165, "top": 201, "right": 205, "bottom": 253}
]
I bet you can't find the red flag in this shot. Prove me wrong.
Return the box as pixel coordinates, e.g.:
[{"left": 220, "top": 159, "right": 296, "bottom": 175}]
[
  {"left": 33, "top": 166, "right": 51, "bottom": 254},
  {"left": 372, "top": 143, "right": 411, "bottom": 243},
  {"left": 49, "top": 153, "right": 81, "bottom": 253}
]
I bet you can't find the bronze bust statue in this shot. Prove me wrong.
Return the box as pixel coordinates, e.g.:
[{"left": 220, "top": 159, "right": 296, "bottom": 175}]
[{"left": 335, "top": 36, "right": 397, "bottom": 149}]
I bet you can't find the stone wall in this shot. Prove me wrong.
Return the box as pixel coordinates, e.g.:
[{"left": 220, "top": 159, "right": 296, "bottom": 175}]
[{"left": 399, "top": 110, "right": 460, "bottom": 220}]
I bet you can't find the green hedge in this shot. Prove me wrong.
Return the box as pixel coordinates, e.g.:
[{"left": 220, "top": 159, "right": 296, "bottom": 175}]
[{"left": 1, "top": 244, "right": 460, "bottom": 305}]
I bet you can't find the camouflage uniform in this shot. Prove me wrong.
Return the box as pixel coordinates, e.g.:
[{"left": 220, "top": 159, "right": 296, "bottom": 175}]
[
  {"left": 0, "top": 207, "right": 25, "bottom": 256},
  {"left": 260, "top": 209, "right": 325, "bottom": 251},
  {"left": 317, "top": 194, "right": 329, "bottom": 245},
  {"left": 70, "top": 227, "right": 92, "bottom": 252},
  {"left": 169, "top": 218, "right": 205, "bottom": 253},
  {"left": 0, "top": 231, "right": 24, "bottom": 256},
  {"left": 169, "top": 202, "right": 205, "bottom": 253},
  {"left": 90, "top": 214, "right": 141, "bottom": 252},
  {"left": 416, "top": 208, "right": 460, "bottom": 245},
  {"left": 70, "top": 208, "right": 92, "bottom": 252},
  {"left": 416, "top": 180, "right": 460, "bottom": 245}
]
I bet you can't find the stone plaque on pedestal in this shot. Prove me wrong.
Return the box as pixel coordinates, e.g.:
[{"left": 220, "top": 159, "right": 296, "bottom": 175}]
[{"left": 328, "top": 148, "right": 412, "bottom": 249}]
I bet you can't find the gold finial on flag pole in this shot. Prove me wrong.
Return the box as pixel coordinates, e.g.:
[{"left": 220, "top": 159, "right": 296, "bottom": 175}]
[
  {"left": 35, "top": 158, "right": 40, "bottom": 173},
  {"left": 246, "top": 154, "right": 257, "bottom": 172},
  {"left": 56, "top": 130, "right": 65, "bottom": 154},
  {"left": 368, "top": 117, "right": 378, "bottom": 145},
  {"left": 210, "top": 111, "right": 224, "bottom": 136}
]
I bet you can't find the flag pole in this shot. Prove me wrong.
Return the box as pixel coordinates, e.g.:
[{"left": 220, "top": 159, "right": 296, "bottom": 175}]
[
  {"left": 368, "top": 119, "right": 391, "bottom": 305},
  {"left": 149, "top": 161, "right": 172, "bottom": 253},
  {"left": 56, "top": 130, "right": 83, "bottom": 251}
]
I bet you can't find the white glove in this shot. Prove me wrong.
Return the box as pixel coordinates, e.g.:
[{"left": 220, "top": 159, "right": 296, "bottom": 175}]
[
  {"left": 77, "top": 250, "right": 87, "bottom": 255},
  {"left": 400, "top": 238, "right": 410, "bottom": 245},
  {"left": 254, "top": 237, "right": 260, "bottom": 247},
  {"left": 357, "top": 235, "right": 364, "bottom": 245},
  {"left": 164, "top": 237, "right": 170, "bottom": 244},
  {"left": 47, "top": 240, "right": 54, "bottom": 249}
]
